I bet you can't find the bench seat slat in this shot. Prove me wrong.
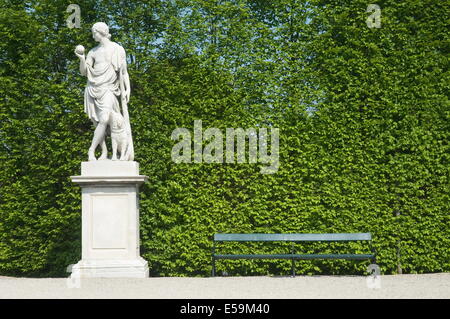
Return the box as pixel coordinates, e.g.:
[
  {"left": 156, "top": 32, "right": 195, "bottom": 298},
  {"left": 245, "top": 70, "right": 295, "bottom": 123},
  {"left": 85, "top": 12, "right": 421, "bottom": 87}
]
[
  {"left": 214, "top": 233, "right": 372, "bottom": 242},
  {"left": 214, "top": 254, "right": 374, "bottom": 260}
]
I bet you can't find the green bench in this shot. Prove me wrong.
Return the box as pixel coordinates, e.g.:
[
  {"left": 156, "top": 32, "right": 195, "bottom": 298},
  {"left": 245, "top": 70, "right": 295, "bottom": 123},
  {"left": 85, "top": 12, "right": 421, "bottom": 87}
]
[{"left": 212, "top": 233, "right": 376, "bottom": 276}]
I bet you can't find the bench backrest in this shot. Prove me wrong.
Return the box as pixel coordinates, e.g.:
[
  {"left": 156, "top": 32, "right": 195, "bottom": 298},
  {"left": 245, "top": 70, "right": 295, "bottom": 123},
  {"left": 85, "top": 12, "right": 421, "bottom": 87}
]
[{"left": 214, "top": 233, "right": 372, "bottom": 242}]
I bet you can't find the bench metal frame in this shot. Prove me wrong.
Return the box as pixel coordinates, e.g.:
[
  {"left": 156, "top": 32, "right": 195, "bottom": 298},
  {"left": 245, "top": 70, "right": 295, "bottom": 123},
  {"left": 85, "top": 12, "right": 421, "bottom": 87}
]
[{"left": 212, "top": 233, "right": 376, "bottom": 277}]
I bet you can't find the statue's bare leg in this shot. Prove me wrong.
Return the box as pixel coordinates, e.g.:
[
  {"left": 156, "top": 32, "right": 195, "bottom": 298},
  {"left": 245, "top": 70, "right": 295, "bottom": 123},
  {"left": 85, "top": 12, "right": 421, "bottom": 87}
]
[
  {"left": 88, "top": 123, "right": 107, "bottom": 161},
  {"left": 98, "top": 140, "right": 108, "bottom": 160}
]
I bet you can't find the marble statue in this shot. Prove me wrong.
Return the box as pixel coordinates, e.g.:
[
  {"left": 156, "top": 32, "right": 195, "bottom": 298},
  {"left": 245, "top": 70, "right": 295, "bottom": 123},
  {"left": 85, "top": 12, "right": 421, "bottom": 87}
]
[
  {"left": 75, "top": 22, "right": 134, "bottom": 161},
  {"left": 70, "top": 23, "right": 148, "bottom": 279}
]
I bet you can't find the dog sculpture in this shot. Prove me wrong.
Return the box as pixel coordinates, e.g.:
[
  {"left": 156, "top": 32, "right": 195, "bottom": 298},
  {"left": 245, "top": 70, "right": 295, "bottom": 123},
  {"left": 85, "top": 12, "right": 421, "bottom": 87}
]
[{"left": 110, "top": 111, "right": 129, "bottom": 161}]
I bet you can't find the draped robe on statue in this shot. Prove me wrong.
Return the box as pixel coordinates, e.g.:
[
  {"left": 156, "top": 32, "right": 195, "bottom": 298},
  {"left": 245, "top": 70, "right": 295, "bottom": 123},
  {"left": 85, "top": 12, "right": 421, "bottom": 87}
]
[{"left": 84, "top": 42, "right": 126, "bottom": 124}]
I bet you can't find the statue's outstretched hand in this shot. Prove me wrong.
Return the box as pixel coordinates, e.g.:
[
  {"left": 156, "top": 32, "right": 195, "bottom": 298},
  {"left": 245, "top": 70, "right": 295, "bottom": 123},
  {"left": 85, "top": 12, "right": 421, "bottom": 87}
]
[
  {"left": 75, "top": 51, "right": 85, "bottom": 59},
  {"left": 75, "top": 45, "right": 85, "bottom": 59}
]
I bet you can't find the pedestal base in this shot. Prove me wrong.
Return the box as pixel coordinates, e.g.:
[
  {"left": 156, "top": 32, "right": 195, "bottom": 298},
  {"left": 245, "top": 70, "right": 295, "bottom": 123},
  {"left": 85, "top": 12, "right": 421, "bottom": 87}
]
[
  {"left": 70, "top": 161, "right": 149, "bottom": 279},
  {"left": 71, "top": 257, "right": 149, "bottom": 278}
]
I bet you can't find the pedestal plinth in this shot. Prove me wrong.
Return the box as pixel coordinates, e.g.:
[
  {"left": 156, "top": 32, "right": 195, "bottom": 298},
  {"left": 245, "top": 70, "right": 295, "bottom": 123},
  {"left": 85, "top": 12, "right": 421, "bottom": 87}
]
[{"left": 70, "top": 161, "right": 149, "bottom": 278}]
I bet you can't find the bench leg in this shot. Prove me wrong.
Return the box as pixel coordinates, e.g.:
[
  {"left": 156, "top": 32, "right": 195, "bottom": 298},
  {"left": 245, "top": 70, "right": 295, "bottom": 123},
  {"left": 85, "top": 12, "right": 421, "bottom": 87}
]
[
  {"left": 291, "top": 243, "right": 296, "bottom": 277},
  {"left": 212, "top": 241, "right": 216, "bottom": 277},
  {"left": 370, "top": 243, "right": 377, "bottom": 265},
  {"left": 291, "top": 259, "right": 295, "bottom": 277}
]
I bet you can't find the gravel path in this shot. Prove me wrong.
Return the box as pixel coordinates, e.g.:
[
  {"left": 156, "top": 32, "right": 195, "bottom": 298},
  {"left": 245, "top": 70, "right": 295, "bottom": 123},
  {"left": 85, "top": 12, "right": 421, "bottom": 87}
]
[{"left": 0, "top": 273, "right": 449, "bottom": 299}]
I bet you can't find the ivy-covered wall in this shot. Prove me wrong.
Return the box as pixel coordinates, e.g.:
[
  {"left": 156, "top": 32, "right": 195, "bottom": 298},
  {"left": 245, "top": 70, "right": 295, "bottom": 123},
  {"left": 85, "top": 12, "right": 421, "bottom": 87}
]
[{"left": 0, "top": 0, "right": 448, "bottom": 277}]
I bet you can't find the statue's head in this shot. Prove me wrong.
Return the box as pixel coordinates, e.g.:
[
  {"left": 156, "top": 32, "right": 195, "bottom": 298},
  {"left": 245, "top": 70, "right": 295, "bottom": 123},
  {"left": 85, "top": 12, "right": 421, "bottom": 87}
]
[{"left": 91, "top": 22, "right": 111, "bottom": 42}]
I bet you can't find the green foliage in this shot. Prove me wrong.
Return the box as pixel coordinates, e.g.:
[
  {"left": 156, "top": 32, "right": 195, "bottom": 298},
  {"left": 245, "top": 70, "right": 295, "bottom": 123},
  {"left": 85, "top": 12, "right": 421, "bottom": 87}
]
[{"left": 0, "top": 0, "right": 448, "bottom": 277}]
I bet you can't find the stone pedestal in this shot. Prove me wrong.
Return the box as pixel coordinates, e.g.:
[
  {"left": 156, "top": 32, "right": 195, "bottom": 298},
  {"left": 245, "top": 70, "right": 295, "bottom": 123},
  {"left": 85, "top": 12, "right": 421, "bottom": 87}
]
[{"left": 69, "top": 161, "right": 149, "bottom": 278}]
